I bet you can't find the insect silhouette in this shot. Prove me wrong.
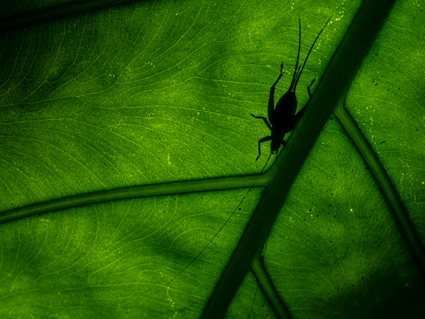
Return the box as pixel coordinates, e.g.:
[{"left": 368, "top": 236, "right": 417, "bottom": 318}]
[{"left": 251, "top": 18, "right": 330, "bottom": 161}]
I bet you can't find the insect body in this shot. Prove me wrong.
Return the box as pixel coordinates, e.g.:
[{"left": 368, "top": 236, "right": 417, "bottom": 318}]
[{"left": 251, "top": 18, "right": 329, "bottom": 161}]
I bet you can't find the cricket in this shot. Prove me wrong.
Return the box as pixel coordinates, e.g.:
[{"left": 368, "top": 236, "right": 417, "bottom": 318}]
[{"left": 251, "top": 18, "right": 330, "bottom": 161}]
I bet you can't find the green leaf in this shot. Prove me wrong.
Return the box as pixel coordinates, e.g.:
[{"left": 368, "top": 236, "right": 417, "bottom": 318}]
[{"left": 1, "top": 0, "right": 424, "bottom": 318}]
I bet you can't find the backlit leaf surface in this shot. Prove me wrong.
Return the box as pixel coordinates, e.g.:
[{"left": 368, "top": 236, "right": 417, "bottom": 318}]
[{"left": 0, "top": 0, "right": 424, "bottom": 318}]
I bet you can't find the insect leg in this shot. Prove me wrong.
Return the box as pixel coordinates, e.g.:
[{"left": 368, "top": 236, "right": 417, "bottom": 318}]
[
  {"left": 250, "top": 114, "right": 272, "bottom": 131},
  {"left": 271, "top": 63, "right": 284, "bottom": 88},
  {"left": 268, "top": 63, "right": 284, "bottom": 122},
  {"left": 307, "top": 78, "right": 315, "bottom": 98},
  {"left": 256, "top": 136, "right": 273, "bottom": 161}
]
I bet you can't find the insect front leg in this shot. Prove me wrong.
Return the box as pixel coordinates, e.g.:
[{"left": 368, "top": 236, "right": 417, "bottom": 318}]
[
  {"left": 268, "top": 63, "right": 284, "bottom": 122},
  {"left": 256, "top": 136, "right": 273, "bottom": 161},
  {"left": 250, "top": 114, "right": 272, "bottom": 131}
]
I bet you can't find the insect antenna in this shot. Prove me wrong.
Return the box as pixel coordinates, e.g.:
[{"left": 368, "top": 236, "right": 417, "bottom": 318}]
[
  {"left": 293, "top": 17, "right": 330, "bottom": 91},
  {"left": 289, "top": 18, "right": 302, "bottom": 92}
]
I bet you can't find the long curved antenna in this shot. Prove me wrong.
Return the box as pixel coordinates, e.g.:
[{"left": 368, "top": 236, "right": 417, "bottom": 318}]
[
  {"left": 293, "top": 17, "right": 330, "bottom": 92},
  {"left": 289, "top": 18, "right": 302, "bottom": 92}
]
